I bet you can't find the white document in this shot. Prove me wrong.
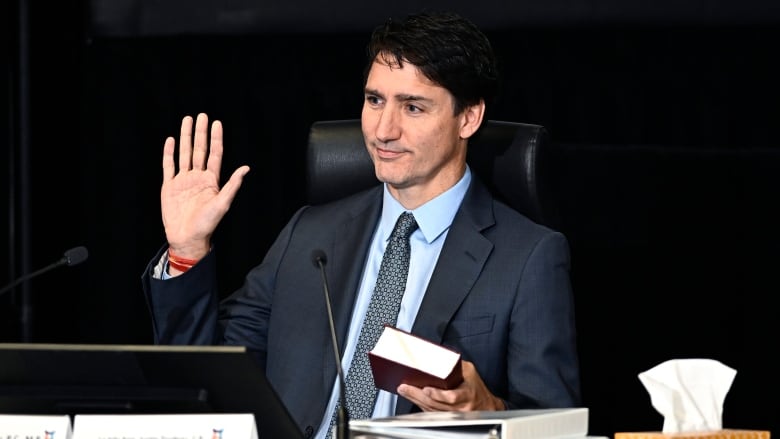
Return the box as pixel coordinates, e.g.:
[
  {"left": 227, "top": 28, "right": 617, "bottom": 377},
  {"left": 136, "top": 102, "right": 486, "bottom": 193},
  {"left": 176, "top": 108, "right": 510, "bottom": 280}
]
[
  {"left": 72, "top": 413, "right": 257, "bottom": 439},
  {"left": 0, "top": 414, "right": 72, "bottom": 439},
  {"left": 350, "top": 408, "right": 589, "bottom": 439},
  {"left": 351, "top": 424, "right": 499, "bottom": 438}
]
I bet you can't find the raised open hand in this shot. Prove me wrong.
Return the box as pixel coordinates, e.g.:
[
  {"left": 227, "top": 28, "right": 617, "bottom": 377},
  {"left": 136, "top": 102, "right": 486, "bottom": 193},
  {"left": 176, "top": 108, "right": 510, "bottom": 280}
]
[{"left": 161, "top": 113, "right": 250, "bottom": 267}]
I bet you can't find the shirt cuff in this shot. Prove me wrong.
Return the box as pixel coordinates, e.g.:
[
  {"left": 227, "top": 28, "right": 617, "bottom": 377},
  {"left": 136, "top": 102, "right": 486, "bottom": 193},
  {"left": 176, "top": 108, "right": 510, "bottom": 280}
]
[{"left": 152, "top": 251, "right": 170, "bottom": 280}]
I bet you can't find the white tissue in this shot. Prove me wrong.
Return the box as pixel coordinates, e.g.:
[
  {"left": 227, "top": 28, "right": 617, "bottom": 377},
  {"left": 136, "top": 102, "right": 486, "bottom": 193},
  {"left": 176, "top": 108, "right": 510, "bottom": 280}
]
[{"left": 638, "top": 359, "right": 736, "bottom": 433}]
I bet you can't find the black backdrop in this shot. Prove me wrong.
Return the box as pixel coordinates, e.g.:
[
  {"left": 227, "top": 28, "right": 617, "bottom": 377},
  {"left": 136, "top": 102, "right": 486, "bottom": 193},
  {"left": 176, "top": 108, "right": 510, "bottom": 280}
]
[{"left": 2, "top": 0, "right": 779, "bottom": 437}]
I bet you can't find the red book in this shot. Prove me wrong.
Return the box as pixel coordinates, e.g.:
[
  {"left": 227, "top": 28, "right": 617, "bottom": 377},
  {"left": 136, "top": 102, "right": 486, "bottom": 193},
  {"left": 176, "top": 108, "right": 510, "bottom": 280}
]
[{"left": 368, "top": 325, "right": 463, "bottom": 393}]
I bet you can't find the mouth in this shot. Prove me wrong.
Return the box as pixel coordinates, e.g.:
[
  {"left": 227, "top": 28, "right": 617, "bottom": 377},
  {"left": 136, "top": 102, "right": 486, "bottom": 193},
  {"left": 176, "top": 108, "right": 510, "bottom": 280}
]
[{"left": 374, "top": 144, "right": 406, "bottom": 160}]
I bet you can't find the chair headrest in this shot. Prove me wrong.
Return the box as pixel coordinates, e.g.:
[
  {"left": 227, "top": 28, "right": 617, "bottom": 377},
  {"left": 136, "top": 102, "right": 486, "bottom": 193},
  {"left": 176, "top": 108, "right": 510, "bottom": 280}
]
[{"left": 305, "top": 119, "right": 552, "bottom": 226}]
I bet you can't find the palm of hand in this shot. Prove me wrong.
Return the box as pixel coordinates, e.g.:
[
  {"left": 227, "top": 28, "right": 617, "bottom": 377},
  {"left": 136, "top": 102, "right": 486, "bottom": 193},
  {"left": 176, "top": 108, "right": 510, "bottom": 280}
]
[{"left": 162, "top": 168, "right": 224, "bottom": 249}]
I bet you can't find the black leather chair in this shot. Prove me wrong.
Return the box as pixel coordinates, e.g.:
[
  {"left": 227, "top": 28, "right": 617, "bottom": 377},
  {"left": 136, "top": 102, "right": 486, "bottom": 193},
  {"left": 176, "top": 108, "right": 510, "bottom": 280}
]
[{"left": 305, "top": 119, "right": 555, "bottom": 227}]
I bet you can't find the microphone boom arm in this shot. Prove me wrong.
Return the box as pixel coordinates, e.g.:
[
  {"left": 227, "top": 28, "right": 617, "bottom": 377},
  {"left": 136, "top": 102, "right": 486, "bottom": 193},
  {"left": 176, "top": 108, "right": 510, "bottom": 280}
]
[{"left": 0, "top": 246, "right": 89, "bottom": 297}]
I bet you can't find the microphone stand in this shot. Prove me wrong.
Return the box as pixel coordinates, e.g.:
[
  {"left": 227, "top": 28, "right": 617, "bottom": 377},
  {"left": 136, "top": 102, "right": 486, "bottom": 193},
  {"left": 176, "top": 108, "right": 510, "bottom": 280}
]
[{"left": 313, "top": 252, "right": 350, "bottom": 439}]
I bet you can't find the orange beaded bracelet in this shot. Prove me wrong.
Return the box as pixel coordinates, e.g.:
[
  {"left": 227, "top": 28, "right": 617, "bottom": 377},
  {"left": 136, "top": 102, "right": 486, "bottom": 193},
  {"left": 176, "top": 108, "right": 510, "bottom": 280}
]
[{"left": 168, "top": 249, "right": 199, "bottom": 273}]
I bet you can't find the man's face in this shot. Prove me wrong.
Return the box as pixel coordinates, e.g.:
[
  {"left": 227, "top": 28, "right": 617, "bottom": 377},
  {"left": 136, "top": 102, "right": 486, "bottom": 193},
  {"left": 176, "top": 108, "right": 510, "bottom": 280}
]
[{"left": 361, "top": 56, "right": 473, "bottom": 207}]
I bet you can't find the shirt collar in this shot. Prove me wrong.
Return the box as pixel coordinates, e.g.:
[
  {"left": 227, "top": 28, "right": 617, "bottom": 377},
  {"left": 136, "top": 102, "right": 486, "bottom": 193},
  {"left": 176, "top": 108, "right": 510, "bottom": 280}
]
[{"left": 380, "top": 166, "right": 472, "bottom": 244}]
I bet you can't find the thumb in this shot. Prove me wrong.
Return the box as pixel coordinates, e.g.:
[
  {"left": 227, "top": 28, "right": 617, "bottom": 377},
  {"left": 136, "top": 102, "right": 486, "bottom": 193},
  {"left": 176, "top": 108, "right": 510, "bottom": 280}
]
[{"left": 218, "top": 165, "right": 251, "bottom": 205}]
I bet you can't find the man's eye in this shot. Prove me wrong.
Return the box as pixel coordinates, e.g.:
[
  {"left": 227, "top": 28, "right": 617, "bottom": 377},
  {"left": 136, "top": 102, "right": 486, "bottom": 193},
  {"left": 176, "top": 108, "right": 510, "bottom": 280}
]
[
  {"left": 407, "top": 104, "right": 421, "bottom": 113},
  {"left": 366, "top": 96, "right": 381, "bottom": 105}
]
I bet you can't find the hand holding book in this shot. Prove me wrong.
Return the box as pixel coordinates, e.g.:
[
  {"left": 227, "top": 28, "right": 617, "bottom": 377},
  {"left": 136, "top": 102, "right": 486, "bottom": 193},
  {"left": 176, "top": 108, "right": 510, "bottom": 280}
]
[{"left": 369, "top": 325, "right": 464, "bottom": 393}]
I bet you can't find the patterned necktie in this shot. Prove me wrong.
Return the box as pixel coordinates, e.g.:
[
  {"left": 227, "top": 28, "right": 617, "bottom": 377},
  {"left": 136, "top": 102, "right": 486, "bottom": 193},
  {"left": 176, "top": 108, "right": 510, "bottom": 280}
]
[{"left": 326, "top": 211, "right": 418, "bottom": 438}]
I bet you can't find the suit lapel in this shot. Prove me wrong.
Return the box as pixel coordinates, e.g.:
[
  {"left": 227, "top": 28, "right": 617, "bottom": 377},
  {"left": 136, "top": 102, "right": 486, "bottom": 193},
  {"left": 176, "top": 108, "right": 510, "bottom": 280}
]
[
  {"left": 314, "top": 188, "right": 382, "bottom": 398},
  {"left": 328, "top": 188, "right": 383, "bottom": 352},
  {"left": 396, "top": 179, "right": 496, "bottom": 414}
]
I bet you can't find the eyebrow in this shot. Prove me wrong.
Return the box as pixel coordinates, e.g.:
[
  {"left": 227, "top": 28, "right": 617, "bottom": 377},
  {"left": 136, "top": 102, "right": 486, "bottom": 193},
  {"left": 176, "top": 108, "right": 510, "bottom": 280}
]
[{"left": 364, "top": 88, "right": 434, "bottom": 105}]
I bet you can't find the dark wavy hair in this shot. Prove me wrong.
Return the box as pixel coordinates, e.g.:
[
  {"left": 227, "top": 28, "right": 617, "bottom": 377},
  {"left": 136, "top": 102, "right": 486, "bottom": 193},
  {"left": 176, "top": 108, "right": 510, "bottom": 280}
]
[{"left": 364, "top": 10, "right": 499, "bottom": 116}]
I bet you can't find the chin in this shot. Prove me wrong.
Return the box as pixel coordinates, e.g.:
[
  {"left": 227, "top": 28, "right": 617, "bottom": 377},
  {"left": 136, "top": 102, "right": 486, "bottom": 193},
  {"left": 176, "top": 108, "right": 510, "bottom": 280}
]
[
  {"left": 380, "top": 177, "right": 415, "bottom": 191},
  {"left": 374, "top": 161, "right": 416, "bottom": 186}
]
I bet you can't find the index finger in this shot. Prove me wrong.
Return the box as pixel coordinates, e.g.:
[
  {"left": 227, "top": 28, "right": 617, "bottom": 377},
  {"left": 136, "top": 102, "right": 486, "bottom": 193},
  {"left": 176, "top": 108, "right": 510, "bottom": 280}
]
[{"left": 162, "top": 136, "right": 176, "bottom": 181}]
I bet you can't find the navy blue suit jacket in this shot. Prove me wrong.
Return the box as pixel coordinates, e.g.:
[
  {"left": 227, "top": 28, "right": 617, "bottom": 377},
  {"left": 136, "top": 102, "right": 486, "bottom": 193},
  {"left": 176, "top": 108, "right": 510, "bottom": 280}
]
[{"left": 142, "top": 177, "right": 581, "bottom": 437}]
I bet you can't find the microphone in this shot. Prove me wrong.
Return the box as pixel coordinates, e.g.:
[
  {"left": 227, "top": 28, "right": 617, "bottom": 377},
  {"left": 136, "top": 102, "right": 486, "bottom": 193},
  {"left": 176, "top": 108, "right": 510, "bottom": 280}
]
[
  {"left": 311, "top": 249, "right": 350, "bottom": 439},
  {"left": 0, "top": 246, "right": 89, "bottom": 297}
]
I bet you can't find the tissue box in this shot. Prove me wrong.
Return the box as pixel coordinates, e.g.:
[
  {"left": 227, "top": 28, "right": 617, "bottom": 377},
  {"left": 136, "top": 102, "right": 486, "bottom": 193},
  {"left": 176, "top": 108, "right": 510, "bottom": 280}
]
[{"left": 615, "top": 430, "right": 770, "bottom": 439}]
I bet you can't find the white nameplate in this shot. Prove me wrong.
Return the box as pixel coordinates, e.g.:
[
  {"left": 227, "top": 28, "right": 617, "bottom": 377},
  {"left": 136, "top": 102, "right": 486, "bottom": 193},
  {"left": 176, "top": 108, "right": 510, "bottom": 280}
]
[
  {"left": 72, "top": 413, "right": 257, "bottom": 439},
  {"left": 0, "top": 414, "right": 73, "bottom": 439}
]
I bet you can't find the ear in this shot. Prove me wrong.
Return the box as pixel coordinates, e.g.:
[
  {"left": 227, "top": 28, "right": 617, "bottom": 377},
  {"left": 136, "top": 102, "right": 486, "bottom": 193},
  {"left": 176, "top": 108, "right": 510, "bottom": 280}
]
[{"left": 459, "top": 100, "right": 486, "bottom": 139}]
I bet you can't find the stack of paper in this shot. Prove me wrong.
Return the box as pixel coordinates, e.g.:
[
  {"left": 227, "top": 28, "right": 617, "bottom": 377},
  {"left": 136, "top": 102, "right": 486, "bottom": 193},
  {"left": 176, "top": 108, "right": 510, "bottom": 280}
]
[{"left": 350, "top": 407, "right": 589, "bottom": 439}]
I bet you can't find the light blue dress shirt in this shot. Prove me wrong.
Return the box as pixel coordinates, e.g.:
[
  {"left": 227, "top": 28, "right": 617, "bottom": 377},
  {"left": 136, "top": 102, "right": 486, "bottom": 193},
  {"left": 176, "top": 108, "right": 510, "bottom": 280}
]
[{"left": 315, "top": 167, "right": 472, "bottom": 438}]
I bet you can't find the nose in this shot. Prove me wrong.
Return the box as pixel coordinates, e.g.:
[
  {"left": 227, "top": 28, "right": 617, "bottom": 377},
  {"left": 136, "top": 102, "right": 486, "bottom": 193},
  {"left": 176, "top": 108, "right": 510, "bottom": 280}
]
[{"left": 374, "top": 109, "right": 401, "bottom": 143}]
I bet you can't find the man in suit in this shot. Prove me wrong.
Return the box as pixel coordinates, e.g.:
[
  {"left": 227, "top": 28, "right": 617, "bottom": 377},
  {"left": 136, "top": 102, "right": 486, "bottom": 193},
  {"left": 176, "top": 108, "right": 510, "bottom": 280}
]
[{"left": 143, "top": 10, "right": 581, "bottom": 439}]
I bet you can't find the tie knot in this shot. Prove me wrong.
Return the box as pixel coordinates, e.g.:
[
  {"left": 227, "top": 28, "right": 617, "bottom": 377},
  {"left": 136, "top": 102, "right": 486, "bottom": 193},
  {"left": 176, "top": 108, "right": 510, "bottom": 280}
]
[{"left": 392, "top": 212, "right": 418, "bottom": 240}]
